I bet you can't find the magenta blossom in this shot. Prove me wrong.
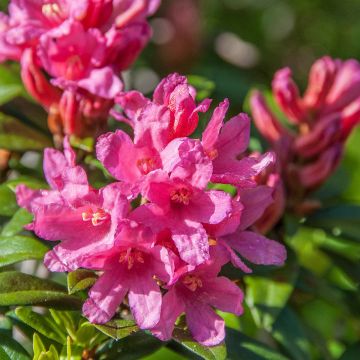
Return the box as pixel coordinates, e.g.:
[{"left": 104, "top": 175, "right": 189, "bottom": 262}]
[
  {"left": 82, "top": 221, "right": 174, "bottom": 327},
  {"left": 16, "top": 139, "right": 130, "bottom": 272},
  {"left": 202, "top": 99, "right": 275, "bottom": 187},
  {"left": 114, "top": 73, "right": 212, "bottom": 147},
  {"left": 131, "top": 138, "right": 232, "bottom": 266},
  {"left": 152, "top": 247, "right": 243, "bottom": 346}
]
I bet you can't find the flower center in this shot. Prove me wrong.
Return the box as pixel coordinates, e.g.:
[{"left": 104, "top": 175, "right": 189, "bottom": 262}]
[
  {"left": 136, "top": 158, "right": 156, "bottom": 175},
  {"left": 42, "top": 2, "right": 64, "bottom": 22},
  {"left": 208, "top": 237, "right": 217, "bottom": 246},
  {"left": 183, "top": 275, "right": 203, "bottom": 292},
  {"left": 119, "top": 249, "right": 145, "bottom": 270},
  {"left": 207, "top": 148, "right": 219, "bottom": 160},
  {"left": 82, "top": 208, "right": 109, "bottom": 226},
  {"left": 170, "top": 187, "right": 192, "bottom": 205},
  {"left": 65, "top": 55, "right": 84, "bottom": 80}
]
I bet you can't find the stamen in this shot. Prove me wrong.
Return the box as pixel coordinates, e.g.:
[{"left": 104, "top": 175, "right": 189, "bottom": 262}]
[
  {"left": 170, "top": 187, "right": 192, "bottom": 205},
  {"left": 136, "top": 158, "right": 156, "bottom": 175},
  {"left": 82, "top": 208, "right": 109, "bottom": 226},
  {"left": 207, "top": 148, "right": 219, "bottom": 160},
  {"left": 119, "top": 249, "right": 145, "bottom": 270},
  {"left": 183, "top": 275, "right": 203, "bottom": 291},
  {"left": 42, "top": 3, "right": 64, "bottom": 22},
  {"left": 208, "top": 237, "right": 217, "bottom": 246},
  {"left": 65, "top": 55, "right": 84, "bottom": 80}
]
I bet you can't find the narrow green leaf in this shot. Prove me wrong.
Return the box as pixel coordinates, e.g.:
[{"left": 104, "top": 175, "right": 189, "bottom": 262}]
[
  {"left": 15, "top": 307, "right": 67, "bottom": 344},
  {"left": 1, "top": 208, "right": 33, "bottom": 236},
  {"left": 33, "top": 333, "right": 47, "bottom": 360},
  {"left": 306, "top": 205, "right": 360, "bottom": 242},
  {"left": 0, "top": 271, "right": 82, "bottom": 310},
  {"left": 0, "top": 112, "right": 52, "bottom": 151},
  {"left": 96, "top": 332, "right": 162, "bottom": 360},
  {"left": 0, "top": 183, "right": 18, "bottom": 216},
  {"left": 0, "top": 235, "right": 48, "bottom": 267},
  {"left": 272, "top": 307, "right": 312, "bottom": 360},
  {"left": 38, "top": 345, "right": 59, "bottom": 360},
  {"left": 94, "top": 319, "right": 139, "bottom": 340},
  {"left": 226, "top": 328, "right": 290, "bottom": 360},
  {"left": 0, "top": 330, "right": 30, "bottom": 360},
  {"left": 245, "top": 276, "right": 294, "bottom": 330},
  {"left": 67, "top": 270, "right": 97, "bottom": 295},
  {"left": 171, "top": 328, "right": 227, "bottom": 360}
]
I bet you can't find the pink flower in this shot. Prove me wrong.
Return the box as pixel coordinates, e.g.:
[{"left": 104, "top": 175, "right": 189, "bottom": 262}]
[
  {"left": 115, "top": 73, "right": 212, "bottom": 145},
  {"left": 202, "top": 99, "right": 275, "bottom": 186},
  {"left": 82, "top": 221, "right": 174, "bottom": 327},
  {"left": 96, "top": 129, "right": 162, "bottom": 186},
  {"left": 131, "top": 138, "right": 232, "bottom": 266},
  {"left": 151, "top": 248, "right": 243, "bottom": 346},
  {"left": 38, "top": 20, "right": 122, "bottom": 99},
  {"left": 16, "top": 138, "right": 130, "bottom": 272}
]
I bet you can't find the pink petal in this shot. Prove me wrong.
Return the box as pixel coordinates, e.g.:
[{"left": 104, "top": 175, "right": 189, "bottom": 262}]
[
  {"left": 128, "top": 272, "right": 162, "bottom": 329},
  {"left": 238, "top": 186, "right": 274, "bottom": 231},
  {"left": 96, "top": 130, "right": 141, "bottom": 182},
  {"left": 202, "top": 99, "right": 229, "bottom": 153},
  {"left": 217, "top": 113, "right": 250, "bottom": 158},
  {"left": 172, "top": 220, "right": 210, "bottom": 265},
  {"left": 151, "top": 288, "right": 185, "bottom": 341},
  {"left": 224, "top": 231, "right": 287, "bottom": 266},
  {"left": 204, "top": 276, "right": 244, "bottom": 315},
  {"left": 83, "top": 268, "right": 128, "bottom": 324},
  {"left": 161, "top": 138, "right": 212, "bottom": 189},
  {"left": 186, "top": 302, "right": 225, "bottom": 346},
  {"left": 77, "top": 67, "right": 123, "bottom": 99},
  {"left": 187, "top": 190, "right": 232, "bottom": 225}
]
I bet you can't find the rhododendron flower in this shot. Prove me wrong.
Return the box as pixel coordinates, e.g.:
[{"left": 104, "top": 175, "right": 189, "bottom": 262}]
[
  {"left": 202, "top": 99, "right": 275, "bottom": 186},
  {"left": 114, "top": 73, "right": 212, "bottom": 143},
  {"left": 16, "top": 138, "right": 130, "bottom": 272},
  {"left": 250, "top": 56, "right": 360, "bottom": 223},
  {"left": 152, "top": 247, "right": 243, "bottom": 346},
  {"left": 0, "top": 0, "right": 160, "bottom": 137},
  {"left": 16, "top": 73, "right": 287, "bottom": 347},
  {"left": 83, "top": 221, "right": 174, "bottom": 326}
]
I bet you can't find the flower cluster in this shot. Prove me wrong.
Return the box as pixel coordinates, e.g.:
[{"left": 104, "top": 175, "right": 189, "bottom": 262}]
[
  {"left": 250, "top": 56, "right": 360, "bottom": 225},
  {"left": 17, "top": 73, "right": 286, "bottom": 346},
  {"left": 0, "top": 0, "right": 159, "bottom": 137}
]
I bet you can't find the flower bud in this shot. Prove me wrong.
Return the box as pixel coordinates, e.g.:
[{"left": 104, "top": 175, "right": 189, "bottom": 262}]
[{"left": 272, "top": 67, "right": 306, "bottom": 124}]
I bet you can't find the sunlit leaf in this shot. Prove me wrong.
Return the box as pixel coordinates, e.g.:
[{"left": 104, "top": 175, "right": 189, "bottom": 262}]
[
  {"left": 0, "top": 235, "right": 48, "bottom": 267},
  {"left": 0, "top": 271, "right": 82, "bottom": 310},
  {"left": 67, "top": 270, "right": 97, "bottom": 295},
  {"left": 171, "top": 328, "right": 227, "bottom": 360}
]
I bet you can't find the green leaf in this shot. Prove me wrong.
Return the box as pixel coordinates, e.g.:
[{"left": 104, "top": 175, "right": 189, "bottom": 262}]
[
  {"left": 187, "top": 75, "right": 215, "bottom": 101},
  {"left": 226, "top": 328, "right": 290, "bottom": 360},
  {"left": 0, "top": 330, "right": 30, "bottom": 360},
  {"left": 272, "top": 307, "right": 312, "bottom": 360},
  {"left": 67, "top": 270, "right": 97, "bottom": 295},
  {"left": 38, "top": 345, "right": 59, "bottom": 360},
  {"left": 1, "top": 208, "right": 33, "bottom": 236},
  {"left": 96, "top": 332, "right": 162, "bottom": 360},
  {"left": 171, "top": 328, "right": 227, "bottom": 360},
  {"left": 0, "top": 235, "right": 48, "bottom": 267},
  {"left": 33, "top": 333, "right": 47, "bottom": 360},
  {"left": 0, "top": 112, "right": 52, "bottom": 151},
  {"left": 338, "top": 342, "right": 360, "bottom": 360},
  {"left": 15, "top": 307, "right": 67, "bottom": 344},
  {"left": 306, "top": 205, "right": 360, "bottom": 242},
  {"left": 94, "top": 319, "right": 139, "bottom": 340},
  {"left": 244, "top": 276, "right": 294, "bottom": 330},
  {"left": 0, "top": 183, "right": 18, "bottom": 216},
  {"left": 0, "top": 271, "right": 82, "bottom": 310},
  {"left": 0, "top": 63, "right": 24, "bottom": 105},
  {"left": 60, "top": 337, "right": 83, "bottom": 360}
]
